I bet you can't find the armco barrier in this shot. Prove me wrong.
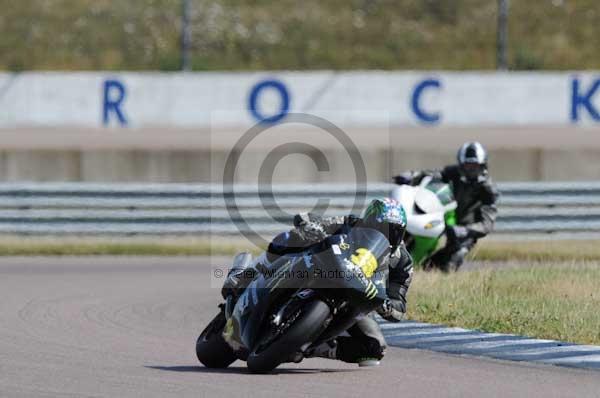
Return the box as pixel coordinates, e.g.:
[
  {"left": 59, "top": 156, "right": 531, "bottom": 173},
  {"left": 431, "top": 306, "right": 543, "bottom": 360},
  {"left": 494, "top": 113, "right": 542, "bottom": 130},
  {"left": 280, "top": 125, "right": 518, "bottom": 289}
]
[{"left": 0, "top": 182, "right": 598, "bottom": 237}]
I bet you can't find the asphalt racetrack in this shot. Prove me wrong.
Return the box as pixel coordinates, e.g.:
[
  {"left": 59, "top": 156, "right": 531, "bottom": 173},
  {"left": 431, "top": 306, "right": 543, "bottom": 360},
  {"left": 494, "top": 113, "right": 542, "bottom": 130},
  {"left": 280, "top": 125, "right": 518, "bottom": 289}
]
[{"left": 1, "top": 257, "right": 600, "bottom": 398}]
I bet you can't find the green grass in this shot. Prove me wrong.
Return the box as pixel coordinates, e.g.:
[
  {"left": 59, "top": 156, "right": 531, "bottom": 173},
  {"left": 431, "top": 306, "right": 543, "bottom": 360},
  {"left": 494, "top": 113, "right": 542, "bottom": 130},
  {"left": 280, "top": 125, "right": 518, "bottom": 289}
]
[
  {"left": 408, "top": 263, "right": 600, "bottom": 345},
  {"left": 471, "top": 240, "right": 600, "bottom": 263},
  {"left": 0, "top": 238, "right": 598, "bottom": 261},
  {"left": 3, "top": 0, "right": 600, "bottom": 71}
]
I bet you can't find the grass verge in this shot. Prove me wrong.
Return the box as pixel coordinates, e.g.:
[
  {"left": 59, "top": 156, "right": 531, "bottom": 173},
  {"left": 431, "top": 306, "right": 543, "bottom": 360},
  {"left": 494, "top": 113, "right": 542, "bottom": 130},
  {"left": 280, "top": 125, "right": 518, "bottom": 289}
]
[
  {"left": 470, "top": 240, "right": 600, "bottom": 263},
  {"left": 0, "top": 238, "right": 598, "bottom": 261},
  {"left": 408, "top": 263, "right": 600, "bottom": 345}
]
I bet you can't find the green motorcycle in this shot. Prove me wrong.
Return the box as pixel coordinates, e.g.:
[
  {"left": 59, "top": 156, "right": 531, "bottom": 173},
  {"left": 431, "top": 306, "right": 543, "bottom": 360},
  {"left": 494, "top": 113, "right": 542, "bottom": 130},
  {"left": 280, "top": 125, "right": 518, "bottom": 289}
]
[{"left": 391, "top": 176, "right": 458, "bottom": 267}]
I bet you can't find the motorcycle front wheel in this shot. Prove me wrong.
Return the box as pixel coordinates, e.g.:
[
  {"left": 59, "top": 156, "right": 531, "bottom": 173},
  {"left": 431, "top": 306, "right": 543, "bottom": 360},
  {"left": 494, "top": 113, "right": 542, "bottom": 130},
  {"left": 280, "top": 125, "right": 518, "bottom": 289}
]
[
  {"left": 246, "top": 299, "right": 331, "bottom": 374},
  {"left": 196, "top": 310, "right": 237, "bottom": 368}
]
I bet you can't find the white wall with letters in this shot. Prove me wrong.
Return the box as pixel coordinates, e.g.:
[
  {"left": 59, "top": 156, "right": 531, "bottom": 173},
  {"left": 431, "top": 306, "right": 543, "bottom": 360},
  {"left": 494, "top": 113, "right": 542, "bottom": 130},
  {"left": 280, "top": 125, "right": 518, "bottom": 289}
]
[{"left": 0, "top": 71, "right": 599, "bottom": 128}]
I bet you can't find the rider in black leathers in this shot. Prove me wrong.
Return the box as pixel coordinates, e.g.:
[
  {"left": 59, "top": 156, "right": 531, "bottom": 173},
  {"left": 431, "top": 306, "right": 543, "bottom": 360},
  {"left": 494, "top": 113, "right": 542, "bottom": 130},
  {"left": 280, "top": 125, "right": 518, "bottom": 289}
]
[
  {"left": 222, "top": 198, "right": 414, "bottom": 366},
  {"left": 394, "top": 141, "right": 499, "bottom": 271}
]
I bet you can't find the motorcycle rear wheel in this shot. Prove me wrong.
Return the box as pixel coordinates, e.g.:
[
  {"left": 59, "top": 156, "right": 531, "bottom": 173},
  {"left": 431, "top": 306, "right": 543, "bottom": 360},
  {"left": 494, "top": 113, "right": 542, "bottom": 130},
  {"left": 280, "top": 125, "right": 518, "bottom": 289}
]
[
  {"left": 246, "top": 299, "right": 331, "bottom": 374},
  {"left": 196, "top": 310, "right": 237, "bottom": 368}
]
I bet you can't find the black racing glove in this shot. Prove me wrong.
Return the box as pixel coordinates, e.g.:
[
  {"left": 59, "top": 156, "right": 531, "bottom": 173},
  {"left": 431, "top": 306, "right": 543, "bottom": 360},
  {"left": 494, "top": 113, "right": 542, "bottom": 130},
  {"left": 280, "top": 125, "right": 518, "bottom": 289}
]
[
  {"left": 393, "top": 172, "right": 414, "bottom": 185},
  {"left": 293, "top": 213, "right": 328, "bottom": 243},
  {"left": 298, "top": 221, "right": 327, "bottom": 243},
  {"left": 294, "top": 213, "right": 313, "bottom": 228},
  {"left": 446, "top": 225, "right": 469, "bottom": 241},
  {"left": 377, "top": 298, "right": 406, "bottom": 323}
]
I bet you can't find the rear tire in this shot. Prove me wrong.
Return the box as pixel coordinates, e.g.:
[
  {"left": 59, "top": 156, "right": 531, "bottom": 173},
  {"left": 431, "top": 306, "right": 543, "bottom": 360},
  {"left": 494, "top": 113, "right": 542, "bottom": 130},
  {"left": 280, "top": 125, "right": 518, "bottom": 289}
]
[
  {"left": 246, "top": 300, "right": 330, "bottom": 374},
  {"left": 196, "top": 311, "right": 237, "bottom": 368}
]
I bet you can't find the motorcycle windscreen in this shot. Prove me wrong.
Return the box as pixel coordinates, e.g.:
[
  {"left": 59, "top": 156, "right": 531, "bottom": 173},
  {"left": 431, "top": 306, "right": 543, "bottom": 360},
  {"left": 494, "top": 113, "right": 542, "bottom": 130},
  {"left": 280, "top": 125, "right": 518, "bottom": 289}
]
[
  {"left": 415, "top": 186, "right": 446, "bottom": 214},
  {"left": 425, "top": 181, "right": 457, "bottom": 211},
  {"left": 312, "top": 227, "right": 390, "bottom": 304}
]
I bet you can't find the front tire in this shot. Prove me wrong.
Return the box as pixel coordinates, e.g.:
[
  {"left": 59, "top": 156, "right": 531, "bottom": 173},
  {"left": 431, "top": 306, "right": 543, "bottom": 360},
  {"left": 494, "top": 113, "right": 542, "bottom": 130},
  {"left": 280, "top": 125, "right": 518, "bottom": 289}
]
[
  {"left": 196, "top": 310, "right": 237, "bottom": 368},
  {"left": 246, "top": 299, "right": 331, "bottom": 374}
]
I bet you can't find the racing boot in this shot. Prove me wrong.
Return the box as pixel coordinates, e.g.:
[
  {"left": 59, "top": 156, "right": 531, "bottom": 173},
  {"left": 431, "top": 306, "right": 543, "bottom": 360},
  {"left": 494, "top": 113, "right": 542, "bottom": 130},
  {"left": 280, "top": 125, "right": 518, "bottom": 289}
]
[
  {"left": 285, "top": 338, "right": 329, "bottom": 364},
  {"left": 307, "top": 340, "right": 381, "bottom": 366},
  {"left": 305, "top": 340, "right": 338, "bottom": 360},
  {"left": 447, "top": 246, "right": 469, "bottom": 272}
]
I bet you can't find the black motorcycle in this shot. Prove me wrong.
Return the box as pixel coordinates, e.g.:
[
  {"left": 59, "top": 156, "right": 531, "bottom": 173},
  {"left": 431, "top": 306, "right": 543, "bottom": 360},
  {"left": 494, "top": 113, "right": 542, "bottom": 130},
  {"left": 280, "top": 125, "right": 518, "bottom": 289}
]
[{"left": 196, "top": 227, "right": 390, "bottom": 373}]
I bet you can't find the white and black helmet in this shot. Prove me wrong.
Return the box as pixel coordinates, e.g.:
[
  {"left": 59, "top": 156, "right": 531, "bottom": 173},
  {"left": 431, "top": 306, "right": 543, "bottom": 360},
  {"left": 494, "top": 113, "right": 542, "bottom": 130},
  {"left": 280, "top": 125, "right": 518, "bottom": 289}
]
[{"left": 457, "top": 141, "right": 488, "bottom": 181}]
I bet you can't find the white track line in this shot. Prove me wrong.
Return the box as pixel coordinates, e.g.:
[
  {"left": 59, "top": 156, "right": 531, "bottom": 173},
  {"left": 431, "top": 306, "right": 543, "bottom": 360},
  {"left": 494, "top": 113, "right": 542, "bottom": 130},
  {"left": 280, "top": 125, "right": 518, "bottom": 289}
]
[{"left": 380, "top": 320, "right": 600, "bottom": 371}]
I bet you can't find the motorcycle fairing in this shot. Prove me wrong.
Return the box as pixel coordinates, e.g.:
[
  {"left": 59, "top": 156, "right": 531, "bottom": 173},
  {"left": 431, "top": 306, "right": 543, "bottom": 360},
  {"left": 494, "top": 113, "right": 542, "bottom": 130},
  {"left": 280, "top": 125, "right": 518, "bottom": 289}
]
[{"left": 226, "top": 228, "right": 391, "bottom": 352}]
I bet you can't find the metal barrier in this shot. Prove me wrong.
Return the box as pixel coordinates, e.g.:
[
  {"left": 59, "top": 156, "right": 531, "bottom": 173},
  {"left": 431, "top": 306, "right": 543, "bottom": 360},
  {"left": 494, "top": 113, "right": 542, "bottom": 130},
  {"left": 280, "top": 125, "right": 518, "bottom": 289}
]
[{"left": 0, "top": 182, "right": 597, "bottom": 236}]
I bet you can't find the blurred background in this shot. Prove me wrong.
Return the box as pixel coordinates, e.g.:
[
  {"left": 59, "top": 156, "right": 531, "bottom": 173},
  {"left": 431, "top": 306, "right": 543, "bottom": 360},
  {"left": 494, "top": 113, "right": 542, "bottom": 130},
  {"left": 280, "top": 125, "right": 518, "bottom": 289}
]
[{"left": 0, "top": 0, "right": 599, "bottom": 238}]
